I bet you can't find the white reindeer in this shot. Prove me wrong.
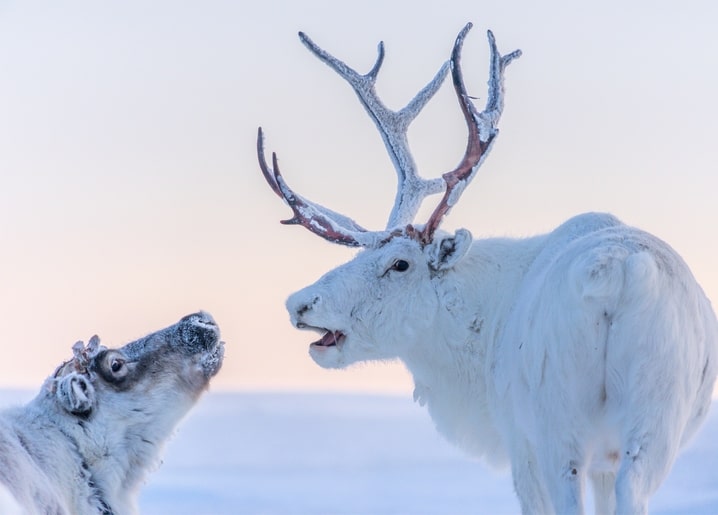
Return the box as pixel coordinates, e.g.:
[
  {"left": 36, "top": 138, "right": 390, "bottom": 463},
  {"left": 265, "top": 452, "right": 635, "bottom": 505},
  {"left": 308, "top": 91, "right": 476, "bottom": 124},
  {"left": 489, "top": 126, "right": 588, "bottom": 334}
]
[
  {"left": 0, "top": 312, "right": 224, "bottom": 515},
  {"left": 257, "top": 23, "right": 718, "bottom": 514}
]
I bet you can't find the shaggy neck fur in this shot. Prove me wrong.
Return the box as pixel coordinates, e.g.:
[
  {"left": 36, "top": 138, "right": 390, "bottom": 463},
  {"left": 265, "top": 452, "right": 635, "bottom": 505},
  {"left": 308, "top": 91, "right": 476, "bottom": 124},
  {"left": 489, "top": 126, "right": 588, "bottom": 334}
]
[
  {"left": 11, "top": 391, "right": 165, "bottom": 514},
  {"left": 403, "top": 235, "right": 547, "bottom": 465}
]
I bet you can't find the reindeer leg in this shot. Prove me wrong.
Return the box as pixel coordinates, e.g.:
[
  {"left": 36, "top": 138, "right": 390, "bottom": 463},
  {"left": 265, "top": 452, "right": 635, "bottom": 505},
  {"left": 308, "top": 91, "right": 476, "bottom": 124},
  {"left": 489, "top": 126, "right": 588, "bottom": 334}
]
[
  {"left": 589, "top": 471, "right": 616, "bottom": 515},
  {"left": 536, "top": 446, "right": 586, "bottom": 515},
  {"left": 510, "top": 439, "right": 553, "bottom": 515}
]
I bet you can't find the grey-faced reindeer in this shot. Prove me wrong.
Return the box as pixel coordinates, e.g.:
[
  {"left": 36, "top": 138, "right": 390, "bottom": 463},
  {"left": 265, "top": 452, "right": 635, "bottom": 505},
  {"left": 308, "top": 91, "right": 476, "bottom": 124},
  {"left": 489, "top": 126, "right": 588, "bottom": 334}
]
[
  {"left": 257, "top": 23, "right": 718, "bottom": 515},
  {"left": 0, "top": 312, "right": 224, "bottom": 515}
]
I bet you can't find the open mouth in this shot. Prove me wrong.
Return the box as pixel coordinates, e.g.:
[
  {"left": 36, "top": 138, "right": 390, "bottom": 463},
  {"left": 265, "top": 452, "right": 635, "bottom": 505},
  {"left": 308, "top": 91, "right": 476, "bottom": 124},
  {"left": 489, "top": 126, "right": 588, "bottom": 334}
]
[
  {"left": 198, "top": 340, "right": 225, "bottom": 378},
  {"left": 310, "top": 330, "right": 346, "bottom": 349}
]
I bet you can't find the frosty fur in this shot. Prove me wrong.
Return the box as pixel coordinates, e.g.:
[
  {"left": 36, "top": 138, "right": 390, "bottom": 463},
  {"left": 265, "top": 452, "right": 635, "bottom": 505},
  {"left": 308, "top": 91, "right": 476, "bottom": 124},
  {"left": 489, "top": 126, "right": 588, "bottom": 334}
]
[
  {"left": 0, "top": 312, "right": 224, "bottom": 515},
  {"left": 287, "top": 212, "right": 718, "bottom": 514},
  {"left": 260, "top": 25, "right": 718, "bottom": 514}
]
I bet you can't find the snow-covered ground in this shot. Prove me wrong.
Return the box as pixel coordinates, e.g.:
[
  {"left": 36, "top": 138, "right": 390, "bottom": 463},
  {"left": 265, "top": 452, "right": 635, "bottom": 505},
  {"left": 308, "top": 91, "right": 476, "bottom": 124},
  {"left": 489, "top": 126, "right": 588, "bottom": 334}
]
[{"left": 1, "top": 391, "right": 716, "bottom": 514}]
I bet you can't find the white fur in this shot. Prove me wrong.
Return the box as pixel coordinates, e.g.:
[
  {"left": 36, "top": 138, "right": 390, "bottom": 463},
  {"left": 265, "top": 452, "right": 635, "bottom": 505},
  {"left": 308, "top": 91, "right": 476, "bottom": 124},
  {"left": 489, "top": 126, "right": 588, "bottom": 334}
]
[
  {"left": 286, "top": 212, "right": 718, "bottom": 514},
  {"left": 0, "top": 312, "right": 224, "bottom": 515}
]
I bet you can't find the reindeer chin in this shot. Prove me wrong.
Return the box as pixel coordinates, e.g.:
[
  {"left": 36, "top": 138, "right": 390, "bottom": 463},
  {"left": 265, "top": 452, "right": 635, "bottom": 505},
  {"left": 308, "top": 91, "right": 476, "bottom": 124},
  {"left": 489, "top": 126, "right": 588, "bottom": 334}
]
[{"left": 307, "top": 331, "right": 349, "bottom": 369}]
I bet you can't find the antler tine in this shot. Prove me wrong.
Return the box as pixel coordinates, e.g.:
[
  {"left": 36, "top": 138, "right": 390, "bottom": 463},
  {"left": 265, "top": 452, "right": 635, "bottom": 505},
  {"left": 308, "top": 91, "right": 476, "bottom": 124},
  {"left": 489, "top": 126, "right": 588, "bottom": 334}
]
[
  {"left": 299, "top": 31, "right": 450, "bottom": 229},
  {"left": 419, "top": 23, "right": 521, "bottom": 244},
  {"left": 257, "top": 127, "right": 385, "bottom": 247}
]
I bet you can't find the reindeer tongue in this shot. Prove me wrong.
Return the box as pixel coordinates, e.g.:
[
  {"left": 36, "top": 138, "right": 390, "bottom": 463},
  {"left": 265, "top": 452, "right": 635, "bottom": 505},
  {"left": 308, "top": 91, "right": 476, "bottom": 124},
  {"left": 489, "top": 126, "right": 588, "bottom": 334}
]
[{"left": 315, "top": 331, "right": 343, "bottom": 347}]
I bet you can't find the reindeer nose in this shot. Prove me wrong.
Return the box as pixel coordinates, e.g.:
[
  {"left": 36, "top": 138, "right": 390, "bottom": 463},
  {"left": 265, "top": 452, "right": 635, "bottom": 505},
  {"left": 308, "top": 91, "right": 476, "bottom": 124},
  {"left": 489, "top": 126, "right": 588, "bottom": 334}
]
[
  {"left": 178, "top": 311, "right": 220, "bottom": 351},
  {"left": 286, "top": 291, "right": 321, "bottom": 326}
]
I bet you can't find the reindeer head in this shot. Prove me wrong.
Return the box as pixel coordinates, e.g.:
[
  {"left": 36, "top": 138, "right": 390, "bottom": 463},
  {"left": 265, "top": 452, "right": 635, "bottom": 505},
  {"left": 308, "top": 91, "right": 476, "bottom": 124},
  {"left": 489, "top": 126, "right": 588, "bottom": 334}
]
[
  {"left": 48, "top": 312, "right": 224, "bottom": 421},
  {"left": 259, "top": 24, "right": 520, "bottom": 368}
]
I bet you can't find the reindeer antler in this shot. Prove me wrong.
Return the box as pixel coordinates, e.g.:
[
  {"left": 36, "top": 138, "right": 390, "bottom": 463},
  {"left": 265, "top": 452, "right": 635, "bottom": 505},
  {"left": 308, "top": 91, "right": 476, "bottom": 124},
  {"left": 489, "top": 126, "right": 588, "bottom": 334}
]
[
  {"left": 52, "top": 335, "right": 103, "bottom": 379},
  {"left": 298, "top": 32, "right": 449, "bottom": 229},
  {"left": 258, "top": 24, "right": 520, "bottom": 247},
  {"left": 418, "top": 25, "right": 522, "bottom": 244},
  {"left": 257, "top": 129, "right": 374, "bottom": 247}
]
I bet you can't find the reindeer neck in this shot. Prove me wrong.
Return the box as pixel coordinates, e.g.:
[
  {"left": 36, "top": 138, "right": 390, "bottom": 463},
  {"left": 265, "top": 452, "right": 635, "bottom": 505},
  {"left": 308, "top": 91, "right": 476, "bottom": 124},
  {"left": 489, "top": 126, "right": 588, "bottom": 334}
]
[
  {"left": 31, "top": 392, "right": 147, "bottom": 514},
  {"left": 406, "top": 234, "right": 545, "bottom": 373},
  {"left": 402, "top": 235, "right": 546, "bottom": 462},
  {"left": 6, "top": 396, "right": 116, "bottom": 514}
]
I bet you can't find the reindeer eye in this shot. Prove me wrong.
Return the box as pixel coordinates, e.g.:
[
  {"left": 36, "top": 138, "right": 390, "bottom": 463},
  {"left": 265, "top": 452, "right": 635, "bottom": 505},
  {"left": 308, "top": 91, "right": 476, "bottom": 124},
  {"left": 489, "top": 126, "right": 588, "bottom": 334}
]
[
  {"left": 97, "top": 351, "right": 130, "bottom": 384},
  {"left": 110, "top": 359, "right": 124, "bottom": 373},
  {"left": 391, "top": 259, "right": 410, "bottom": 272}
]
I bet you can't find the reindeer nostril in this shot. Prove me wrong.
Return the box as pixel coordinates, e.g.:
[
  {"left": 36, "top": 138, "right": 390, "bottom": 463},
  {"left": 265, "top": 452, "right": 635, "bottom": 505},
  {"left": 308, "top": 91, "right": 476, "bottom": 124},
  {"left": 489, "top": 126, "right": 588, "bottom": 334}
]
[{"left": 296, "top": 295, "right": 321, "bottom": 318}]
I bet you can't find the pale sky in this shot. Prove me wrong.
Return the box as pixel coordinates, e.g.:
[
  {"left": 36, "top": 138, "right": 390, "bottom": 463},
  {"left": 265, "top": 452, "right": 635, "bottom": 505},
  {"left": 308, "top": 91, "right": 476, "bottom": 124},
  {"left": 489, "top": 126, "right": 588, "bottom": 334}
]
[{"left": 1, "top": 0, "right": 717, "bottom": 393}]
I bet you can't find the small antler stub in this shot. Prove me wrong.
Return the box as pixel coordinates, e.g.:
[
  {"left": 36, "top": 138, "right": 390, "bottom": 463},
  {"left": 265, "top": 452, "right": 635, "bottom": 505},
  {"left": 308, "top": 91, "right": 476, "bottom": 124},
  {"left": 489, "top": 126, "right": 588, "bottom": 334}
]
[{"left": 49, "top": 335, "right": 104, "bottom": 382}]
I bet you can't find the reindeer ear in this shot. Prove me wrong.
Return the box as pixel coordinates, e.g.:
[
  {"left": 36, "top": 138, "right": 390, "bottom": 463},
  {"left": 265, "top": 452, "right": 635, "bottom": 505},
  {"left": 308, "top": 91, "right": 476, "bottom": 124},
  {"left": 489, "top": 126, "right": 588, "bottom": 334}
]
[
  {"left": 56, "top": 373, "right": 96, "bottom": 416},
  {"left": 427, "top": 228, "right": 473, "bottom": 271}
]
